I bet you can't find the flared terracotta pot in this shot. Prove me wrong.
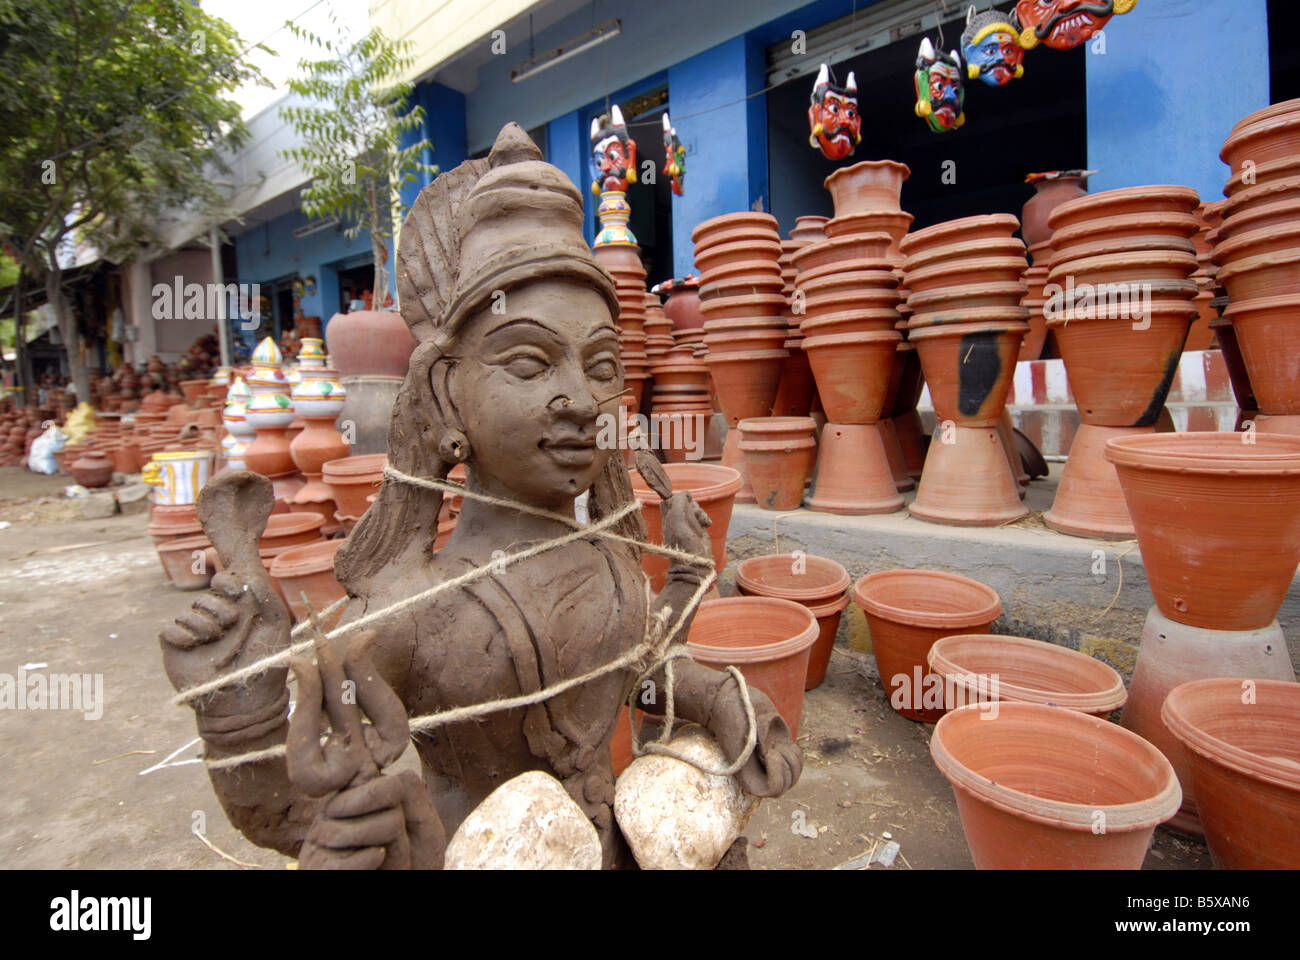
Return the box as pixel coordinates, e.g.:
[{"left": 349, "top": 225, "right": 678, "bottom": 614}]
[
  {"left": 1209, "top": 197, "right": 1300, "bottom": 248},
  {"left": 1210, "top": 221, "right": 1300, "bottom": 271},
  {"left": 1048, "top": 250, "right": 1198, "bottom": 288},
  {"left": 931, "top": 702, "right": 1181, "bottom": 869},
  {"left": 852, "top": 569, "right": 1002, "bottom": 722},
  {"left": 699, "top": 292, "right": 788, "bottom": 320},
  {"left": 1220, "top": 109, "right": 1300, "bottom": 173},
  {"left": 1044, "top": 424, "right": 1152, "bottom": 539},
  {"left": 738, "top": 417, "right": 817, "bottom": 510},
  {"left": 910, "top": 425, "right": 1027, "bottom": 526},
  {"left": 268, "top": 538, "right": 346, "bottom": 632},
  {"left": 325, "top": 310, "right": 416, "bottom": 379},
  {"left": 1047, "top": 300, "right": 1196, "bottom": 426},
  {"left": 899, "top": 215, "right": 1021, "bottom": 258},
  {"left": 1046, "top": 185, "right": 1200, "bottom": 235},
  {"left": 791, "top": 234, "right": 895, "bottom": 273},
  {"left": 735, "top": 553, "right": 852, "bottom": 691},
  {"left": 695, "top": 239, "right": 782, "bottom": 276},
  {"left": 901, "top": 237, "right": 1027, "bottom": 277},
  {"left": 789, "top": 215, "right": 829, "bottom": 245},
  {"left": 1050, "top": 212, "right": 1199, "bottom": 257},
  {"left": 705, "top": 349, "right": 788, "bottom": 427},
  {"left": 907, "top": 317, "right": 1027, "bottom": 427},
  {"left": 800, "top": 331, "right": 900, "bottom": 424},
  {"left": 1223, "top": 295, "right": 1300, "bottom": 416},
  {"left": 1106, "top": 432, "right": 1300, "bottom": 630},
  {"left": 798, "top": 307, "right": 901, "bottom": 337},
  {"left": 770, "top": 348, "right": 815, "bottom": 417},
  {"left": 808, "top": 423, "right": 904, "bottom": 515},
  {"left": 905, "top": 257, "right": 1028, "bottom": 294},
  {"left": 823, "top": 160, "right": 910, "bottom": 217},
  {"left": 928, "top": 634, "right": 1126, "bottom": 718},
  {"left": 720, "top": 428, "right": 755, "bottom": 504},
  {"left": 691, "top": 211, "right": 780, "bottom": 246},
  {"left": 1121, "top": 606, "right": 1294, "bottom": 835},
  {"left": 1163, "top": 678, "right": 1300, "bottom": 868},
  {"left": 1216, "top": 246, "right": 1300, "bottom": 301},
  {"left": 1022, "top": 176, "right": 1089, "bottom": 248},
  {"left": 688, "top": 596, "right": 818, "bottom": 736},
  {"left": 631, "top": 462, "right": 742, "bottom": 590},
  {"left": 321, "top": 453, "right": 386, "bottom": 519},
  {"left": 1221, "top": 169, "right": 1300, "bottom": 219}
]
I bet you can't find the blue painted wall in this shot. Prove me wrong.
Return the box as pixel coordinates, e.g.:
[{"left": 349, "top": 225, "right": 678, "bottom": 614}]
[
  {"left": 400, "top": 81, "right": 470, "bottom": 211},
  {"left": 1086, "top": 0, "right": 1271, "bottom": 200}
]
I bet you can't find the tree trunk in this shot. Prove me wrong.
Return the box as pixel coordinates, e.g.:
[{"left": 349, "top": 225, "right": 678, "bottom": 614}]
[
  {"left": 369, "top": 179, "right": 387, "bottom": 308},
  {"left": 12, "top": 269, "right": 32, "bottom": 408},
  {"left": 46, "top": 265, "right": 90, "bottom": 402}
]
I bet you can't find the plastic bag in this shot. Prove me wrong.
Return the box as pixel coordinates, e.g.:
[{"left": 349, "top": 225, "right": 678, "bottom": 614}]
[{"left": 28, "top": 423, "right": 66, "bottom": 476}]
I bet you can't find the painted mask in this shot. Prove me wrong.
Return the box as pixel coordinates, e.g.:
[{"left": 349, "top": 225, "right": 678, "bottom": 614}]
[
  {"left": 662, "top": 112, "right": 685, "bottom": 196},
  {"left": 807, "top": 63, "right": 861, "bottom": 161},
  {"left": 589, "top": 105, "right": 638, "bottom": 195},
  {"left": 914, "top": 39, "right": 965, "bottom": 133},
  {"left": 1015, "top": 0, "right": 1137, "bottom": 51},
  {"left": 962, "top": 9, "right": 1026, "bottom": 87}
]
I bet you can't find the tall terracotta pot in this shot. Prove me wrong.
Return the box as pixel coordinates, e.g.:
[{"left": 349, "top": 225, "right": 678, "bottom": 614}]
[
  {"left": 325, "top": 310, "right": 416, "bottom": 454},
  {"left": 1021, "top": 174, "right": 1089, "bottom": 248}
]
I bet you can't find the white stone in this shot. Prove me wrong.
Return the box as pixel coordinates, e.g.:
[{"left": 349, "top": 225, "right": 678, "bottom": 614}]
[
  {"left": 614, "top": 725, "right": 757, "bottom": 870},
  {"left": 444, "top": 771, "right": 601, "bottom": 870}
]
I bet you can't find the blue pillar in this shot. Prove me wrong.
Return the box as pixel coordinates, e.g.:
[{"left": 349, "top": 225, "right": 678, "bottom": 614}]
[
  {"left": 1086, "top": 0, "right": 1270, "bottom": 200},
  {"left": 547, "top": 110, "right": 592, "bottom": 244},
  {"left": 668, "top": 35, "right": 770, "bottom": 279},
  {"left": 400, "top": 81, "right": 469, "bottom": 213}
]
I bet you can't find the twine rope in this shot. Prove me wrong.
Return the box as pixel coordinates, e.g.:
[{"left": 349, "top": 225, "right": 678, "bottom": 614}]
[{"left": 191, "top": 469, "right": 760, "bottom": 779}]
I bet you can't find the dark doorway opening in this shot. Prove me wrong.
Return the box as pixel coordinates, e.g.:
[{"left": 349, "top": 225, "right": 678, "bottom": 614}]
[
  {"left": 337, "top": 262, "right": 376, "bottom": 312},
  {"left": 767, "top": 19, "right": 1087, "bottom": 235},
  {"left": 1268, "top": 0, "right": 1300, "bottom": 102}
]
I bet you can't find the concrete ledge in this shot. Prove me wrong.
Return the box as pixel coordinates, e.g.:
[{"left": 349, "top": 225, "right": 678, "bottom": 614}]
[{"left": 720, "top": 483, "right": 1300, "bottom": 680}]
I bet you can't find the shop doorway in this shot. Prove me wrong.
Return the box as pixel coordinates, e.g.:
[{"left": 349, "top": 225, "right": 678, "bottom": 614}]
[
  {"left": 336, "top": 261, "right": 376, "bottom": 312},
  {"left": 765, "top": 12, "right": 1087, "bottom": 235}
]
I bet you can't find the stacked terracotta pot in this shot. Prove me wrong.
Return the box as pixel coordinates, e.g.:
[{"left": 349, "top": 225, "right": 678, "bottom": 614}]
[
  {"left": 647, "top": 339, "right": 711, "bottom": 463},
  {"left": 1212, "top": 97, "right": 1300, "bottom": 436},
  {"left": 1103, "top": 432, "right": 1300, "bottom": 837},
  {"left": 1040, "top": 186, "right": 1201, "bottom": 539},
  {"left": 643, "top": 293, "right": 674, "bottom": 360},
  {"left": 900, "top": 214, "right": 1030, "bottom": 525},
  {"left": 770, "top": 220, "right": 823, "bottom": 420},
  {"left": 692, "top": 213, "right": 790, "bottom": 503},
  {"left": 1018, "top": 242, "right": 1051, "bottom": 361},
  {"left": 1187, "top": 201, "right": 1222, "bottom": 350},
  {"left": 592, "top": 193, "right": 652, "bottom": 413},
  {"left": 736, "top": 416, "right": 818, "bottom": 509}
]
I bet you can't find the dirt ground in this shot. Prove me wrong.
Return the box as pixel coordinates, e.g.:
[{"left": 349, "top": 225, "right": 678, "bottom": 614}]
[{"left": 0, "top": 465, "right": 1211, "bottom": 870}]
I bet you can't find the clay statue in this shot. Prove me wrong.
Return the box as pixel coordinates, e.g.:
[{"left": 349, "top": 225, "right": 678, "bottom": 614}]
[
  {"left": 914, "top": 38, "right": 966, "bottom": 133},
  {"left": 807, "top": 63, "right": 862, "bottom": 161},
  {"left": 160, "top": 123, "right": 801, "bottom": 869},
  {"left": 590, "top": 105, "right": 638, "bottom": 196},
  {"left": 662, "top": 112, "right": 686, "bottom": 196},
  {"left": 1015, "top": 0, "right": 1137, "bottom": 50},
  {"left": 961, "top": 7, "right": 1026, "bottom": 87}
]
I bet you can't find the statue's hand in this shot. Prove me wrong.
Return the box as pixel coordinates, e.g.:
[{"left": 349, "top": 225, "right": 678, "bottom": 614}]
[
  {"left": 708, "top": 681, "right": 803, "bottom": 798},
  {"left": 159, "top": 570, "right": 292, "bottom": 745},
  {"left": 287, "top": 630, "right": 444, "bottom": 870},
  {"left": 660, "top": 491, "right": 713, "bottom": 574}
]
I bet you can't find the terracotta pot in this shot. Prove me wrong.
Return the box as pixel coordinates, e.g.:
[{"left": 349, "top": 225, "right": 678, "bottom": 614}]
[
  {"left": 156, "top": 534, "right": 218, "bottom": 590},
  {"left": 1047, "top": 185, "right": 1201, "bottom": 235},
  {"left": 630, "top": 462, "right": 742, "bottom": 591},
  {"left": 798, "top": 308, "right": 901, "bottom": 337},
  {"left": 702, "top": 329, "right": 789, "bottom": 355},
  {"left": 1049, "top": 212, "right": 1199, "bottom": 257},
  {"left": 1043, "top": 424, "right": 1151, "bottom": 539},
  {"left": 906, "top": 318, "right": 1026, "bottom": 427},
  {"left": 928, "top": 634, "right": 1126, "bottom": 717},
  {"left": 1162, "top": 677, "right": 1300, "bottom": 867},
  {"left": 69, "top": 449, "right": 113, "bottom": 487},
  {"left": 1216, "top": 245, "right": 1300, "bottom": 301},
  {"left": 1106, "top": 432, "right": 1300, "bottom": 630},
  {"left": 1220, "top": 110, "right": 1300, "bottom": 174},
  {"left": 1220, "top": 169, "right": 1300, "bottom": 215},
  {"left": 691, "top": 212, "right": 779, "bottom": 246},
  {"left": 324, "top": 310, "right": 415, "bottom": 379},
  {"left": 321, "top": 453, "right": 386, "bottom": 519},
  {"left": 808, "top": 423, "right": 904, "bottom": 515},
  {"left": 719, "top": 428, "right": 756, "bottom": 504},
  {"left": 791, "top": 235, "right": 895, "bottom": 274},
  {"left": 1209, "top": 198, "right": 1300, "bottom": 248},
  {"left": 906, "top": 256, "right": 1028, "bottom": 294},
  {"left": 1211, "top": 220, "right": 1300, "bottom": 270},
  {"left": 1222, "top": 295, "right": 1300, "bottom": 415},
  {"left": 695, "top": 239, "right": 782, "bottom": 276},
  {"left": 823, "top": 160, "right": 910, "bottom": 217},
  {"left": 662, "top": 285, "right": 705, "bottom": 332},
  {"left": 1047, "top": 300, "right": 1196, "bottom": 426},
  {"left": 1022, "top": 175, "right": 1089, "bottom": 248},
  {"left": 1048, "top": 250, "right": 1198, "bottom": 287},
  {"left": 901, "top": 237, "right": 1027, "bottom": 277},
  {"left": 269, "top": 538, "right": 346, "bottom": 631},
  {"left": 770, "top": 348, "right": 816, "bottom": 417},
  {"left": 1046, "top": 234, "right": 1196, "bottom": 270},
  {"left": 687, "top": 596, "right": 819, "bottom": 736},
  {"left": 704, "top": 349, "right": 788, "bottom": 426},
  {"left": 1121, "top": 606, "right": 1294, "bottom": 835},
  {"left": 910, "top": 425, "right": 1027, "bottom": 526},
  {"left": 795, "top": 257, "right": 898, "bottom": 288},
  {"left": 899, "top": 215, "right": 1021, "bottom": 257},
  {"left": 259, "top": 512, "right": 326, "bottom": 552},
  {"left": 852, "top": 569, "right": 1002, "bottom": 722},
  {"left": 931, "top": 702, "right": 1181, "bottom": 869},
  {"left": 737, "top": 417, "right": 817, "bottom": 510},
  {"left": 734, "top": 552, "right": 850, "bottom": 605},
  {"left": 698, "top": 257, "right": 784, "bottom": 286},
  {"left": 699, "top": 292, "right": 788, "bottom": 320},
  {"left": 800, "top": 331, "right": 900, "bottom": 424},
  {"left": 906, "top": 282, "right": 1028, "bottom": 315}
]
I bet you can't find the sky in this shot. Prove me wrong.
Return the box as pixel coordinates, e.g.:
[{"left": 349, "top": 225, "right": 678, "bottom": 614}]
[{"left": 203, "top": 0, "right": 371, "bottom": 118}]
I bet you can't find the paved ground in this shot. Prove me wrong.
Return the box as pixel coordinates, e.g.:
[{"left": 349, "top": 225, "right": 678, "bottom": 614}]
[{"left": 0, "top": 465, "right": 1210, "bottom": 870}]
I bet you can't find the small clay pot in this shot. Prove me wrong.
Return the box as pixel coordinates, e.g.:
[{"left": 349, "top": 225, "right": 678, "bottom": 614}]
[
  {"left": 699, "top": 292, "right": 788, "bottom": 321},
  {"left": 1045, "top": 234, "right": 1196, "bottom": 270},
  {"left": 901, "top": 237, "right": 1027, "bottom": 277},
  {"left": 808, "top": 423, "right": 903, "bottom": 515},
  {"left": 1208, "top": 197, "right": 1300, "bottom": 247},
  {"left": 1162, "top": 678, "right": 1300, "bottom": 868},
  {"left": 324, "top": 309, "right": 416, "bottom": 379},
  {"left": 906, "top": 282, "right": 1029, "bottom": 315},
  {"left": 852, "top": 569, "right": 1002, "bottom": 722},
  {"left": 1222, "top": 295, "right": 1300, "bottom": 415},
  {"left": 269, "top": 538, "right": 346, "bottom": 631},
  {"left": 1047, "top": 249, "right": 1198, "bottom": 287},
  {"left": 156, "top": 534, "right": 218, "bottom": 590},
  {"left": 694, "top": 239, "right": 782, "bottom": 276},
  {"left": 823, "top": 160, "right": 910, "bottom": 218},
  {"left": 734, "top": 552, "right": 850, "bottom": 604},
  {"left": 906, "top": 256, "right": 1028, "bottom": 294},
  {"left": 704, "top": 349, "right": 788, "bottom": 426},
  {"left": 791, "top": 235, "right": 895, "bottom": 274},
  {"left": 1046, "top": 185, "right": 1200, "bottom": 235},
  {"left": 789, "top": 215, "right": 829, "bottom": 245},
  {"left": 899, "top": 214, "right": 1021, "bottom": 258},
  {"left": 795, "top": 257, "right": 898, "bottom": 288},
  {"left": 687, "top": 596, "right": 819, "bottom": 736},
  {"left": 800, "top": 330, "right": 900, "bottom": 424},
  {"left": 927, "top": 634, "right": 1126, "bottom": 717},
  {"left": 321, "top": 453, "right": 386, "bottom": 518},
  {"left": 1105, "top": 432, "right": 1300, "bottom": 630},
  {"left": 1022, "top": 175, "right": 1089, "bottom": 248},
  {"left": 69, "top": 449, "right": 113, "bottom": 487},
  {"left": 1210, "top": 220, "right": 1300, "bottom": 269},
  {"left": 259, "top": 512, "right": 326, "bottom": 552},
  {"left": 737, "top": 417, "right": 817, "bottom": 510},
  {"left": 909, "top": 425, "right": 1027, "bottom": 527},
  {"left": 931, "top": 702, "right": 1181, "bottom": 869},
  {"left": 798, "top": 308, "right": 901, "bottom": 337},
  {"left": 630, "top": 462, "right": 742, "bottom": 590}
]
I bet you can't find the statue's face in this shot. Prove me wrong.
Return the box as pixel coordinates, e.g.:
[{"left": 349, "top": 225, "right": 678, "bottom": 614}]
[
  {"left": 1016, "top": 0, "right": 1114, "bottom": 50},
  {"left": 453, "top": 280, "right": 621, "bottom": 508},
  {"left": 966, "top": 28, "right": 1024, "bottom": 86}
]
